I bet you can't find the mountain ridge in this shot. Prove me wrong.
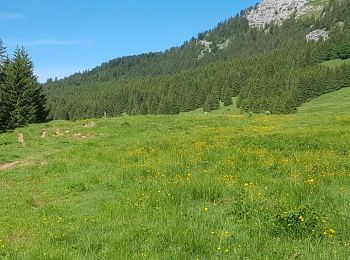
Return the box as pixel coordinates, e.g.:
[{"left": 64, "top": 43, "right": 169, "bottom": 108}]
[
  {"left": 44, "top": 0, "right": 350, "bottom": 120},
  {"left": 45, "top": 0, "right": 328, "bottom": 85},
  {"left": 247, "top": 0, "right": 325, "bottom": 28}
]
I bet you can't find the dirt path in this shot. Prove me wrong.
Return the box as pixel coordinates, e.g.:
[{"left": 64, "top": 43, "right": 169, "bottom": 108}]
[{"left": 0, "top": 161, "right": 24, "bottom": 171}]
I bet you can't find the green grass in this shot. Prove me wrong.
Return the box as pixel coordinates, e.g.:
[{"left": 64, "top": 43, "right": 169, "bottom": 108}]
[
  {"left": 0, "top": 113, "right": 349, "bottom": 259},
  {"left": 298, "top": 87, "right": 350, "bottom": 114},
  {"left": 181, "top": 97, "right": 240, "bottom": 116},
  {"left": 322, "top": 59, "right": 350, "bottom": 68}
]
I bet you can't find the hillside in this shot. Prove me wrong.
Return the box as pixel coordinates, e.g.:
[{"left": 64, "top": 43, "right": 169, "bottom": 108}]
[
  {"left": 44, "top": 0, "right": 350, "bottom": 120},
  {"left": 298, "top": 87, "right": 350, "bottom": 113}
]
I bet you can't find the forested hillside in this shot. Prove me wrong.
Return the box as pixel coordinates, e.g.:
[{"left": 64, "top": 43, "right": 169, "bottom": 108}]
[{"left": 44, "top": 0, "right": 350, "bottom": 120}]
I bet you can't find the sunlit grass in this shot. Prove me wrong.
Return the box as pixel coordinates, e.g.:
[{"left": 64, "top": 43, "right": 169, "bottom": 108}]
[
  {"left": 298, "top": 87, "right": 350, "bottom": 114},
  {"left": 0, "top": 113, "right": 349, "bottom": 259}
]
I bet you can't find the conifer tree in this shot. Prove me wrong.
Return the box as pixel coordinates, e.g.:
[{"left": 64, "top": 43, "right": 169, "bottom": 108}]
[
  {"left": 203, "top": 94, "right": 219, "bottom": 112},
  {"left": 0, "top": 40, "right": 9, "bottom": 130},
  {"left": 2, "top": 47, "right": 47, "bottom": 129}
]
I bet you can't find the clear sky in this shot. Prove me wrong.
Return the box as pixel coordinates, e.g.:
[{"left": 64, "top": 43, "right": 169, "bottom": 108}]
[{"left": 1, "top": 1, "right": 258, "bottom": 82}]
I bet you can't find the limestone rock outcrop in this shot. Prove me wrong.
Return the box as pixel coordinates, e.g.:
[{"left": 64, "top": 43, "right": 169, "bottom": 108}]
[
  {"left": 247, "top": 0, "right": 312, "bottom": 28},
  {"left": 306, "top": 29, "right": 330, "bottom": 42}
]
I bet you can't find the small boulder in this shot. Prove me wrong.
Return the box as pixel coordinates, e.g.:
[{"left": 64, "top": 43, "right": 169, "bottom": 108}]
[{"left": 306, "top": 29, "right": 329, "bottom": 42}]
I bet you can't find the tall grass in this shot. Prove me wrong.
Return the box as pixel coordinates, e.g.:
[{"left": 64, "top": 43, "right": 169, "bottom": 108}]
[{"left": 0, "top": 114, "right": 349, "bottom": 259}]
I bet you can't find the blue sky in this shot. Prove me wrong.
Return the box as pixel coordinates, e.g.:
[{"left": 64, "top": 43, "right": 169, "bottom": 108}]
[{"left": 1, "top": 1, "right": 257, "bottom": 82}]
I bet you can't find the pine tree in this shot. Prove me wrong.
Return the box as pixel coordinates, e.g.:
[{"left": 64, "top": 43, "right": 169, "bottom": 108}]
[
  {"left": 3, "top": 47, "right": 47, "bottom": 129},
  {"left": 203, "top": 94, "right": 219, "bottom": 112},
  {"left": 222, "top": 85, "right": 233, "bottom": 106},
  {"left": 0, "top": 40, "right": 9, "bottom": 130}
]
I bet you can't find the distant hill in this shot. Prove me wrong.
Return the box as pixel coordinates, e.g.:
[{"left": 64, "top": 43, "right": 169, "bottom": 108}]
[{"left": 44, "top": 0, "right": 350, "bottom": 120}]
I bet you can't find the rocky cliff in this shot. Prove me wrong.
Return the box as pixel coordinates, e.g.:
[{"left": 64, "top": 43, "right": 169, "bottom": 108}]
[{"left": 247, "top": 0, "right": 321, "bottom": 28}]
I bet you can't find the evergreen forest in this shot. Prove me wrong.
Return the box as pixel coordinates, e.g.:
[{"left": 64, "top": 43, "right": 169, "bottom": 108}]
[{"left": 7, "top": 0, "right": 350, "bottom": 121}]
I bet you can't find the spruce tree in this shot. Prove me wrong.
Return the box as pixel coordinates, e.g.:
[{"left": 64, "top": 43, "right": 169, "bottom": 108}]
[
  {"left": 0, "top": 40, "right": 9, "bottom": 130},
  {"left": 203, "top": 94, "right": 219, "bottom": 112},
  {"left": 4, "top": 47, "right": 47, "bottom": 129}
]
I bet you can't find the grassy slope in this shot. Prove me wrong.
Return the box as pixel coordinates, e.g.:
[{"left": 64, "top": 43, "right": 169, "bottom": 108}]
[
  {"left": 322, "top": 58, "right": 350, "bottom": 68},
  {"left": 298, "top": 87, "right": 350, "bottom": 114},
  {"left": 0, "top": 112, "right": 349, "bottom": 259}
]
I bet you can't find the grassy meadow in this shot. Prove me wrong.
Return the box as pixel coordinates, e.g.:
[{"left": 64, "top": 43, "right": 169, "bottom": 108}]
[
  {"left": 298, "top": 87, "right": 350, "bottom": 114},
  {"left": 0, "top": 97, "right": 350, "bottom": 259}
]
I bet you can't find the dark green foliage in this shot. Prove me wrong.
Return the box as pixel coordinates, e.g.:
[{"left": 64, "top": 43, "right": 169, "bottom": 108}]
[
  {"left": 0, "top": 44, "right": 47, "bottom": 130},
  {"left": 222, "top": 87, "right": 233, "bottom": 107},
  {"left": 0, "top": 40, "right": 9, "bottom": 130},
  {"left": 203, "top": 94, "right": 219, "bottom": 112},
  {"left": 44, "top": 0, "right": 350, "bottom": 119},
  {"left": 274, "top": 206, "right": 321, "bottom": 238},
  {"left": 328, "top": 43, "right": 350, "bottom": 60}
]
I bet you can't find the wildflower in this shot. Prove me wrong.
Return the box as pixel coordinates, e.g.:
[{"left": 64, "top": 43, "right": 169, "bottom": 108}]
[
  {"left": 204, "top": 207, "right": 209, "bottom": 212},
  {"left": 304, "top": 178, "right": 316, "bottom": 185},
  {"left": 224, "top": 249, "right": 229, "bottom": 253},
  {"left": 299, "top": 216, "right": 305, "bottom": 222}
]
